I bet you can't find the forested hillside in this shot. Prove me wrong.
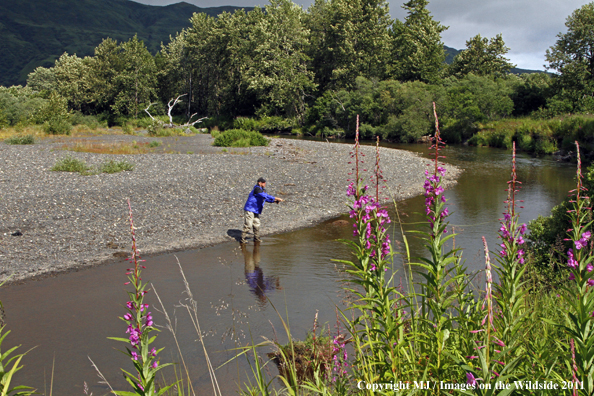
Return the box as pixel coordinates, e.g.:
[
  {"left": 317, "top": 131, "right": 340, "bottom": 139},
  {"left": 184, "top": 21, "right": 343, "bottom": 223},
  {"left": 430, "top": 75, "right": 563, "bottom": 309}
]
[{"left": 0, "top": 0, "right": 247, "bottom": 86}]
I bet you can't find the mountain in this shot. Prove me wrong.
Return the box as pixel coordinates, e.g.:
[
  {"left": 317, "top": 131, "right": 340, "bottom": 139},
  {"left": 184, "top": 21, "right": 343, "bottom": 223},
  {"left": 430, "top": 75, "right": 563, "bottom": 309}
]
[
  {"left": 444, "top": 45, "right": 545, "bottom": 75},
  {"left": 0, "top": 0, "right": 249, "bottom": 86}
]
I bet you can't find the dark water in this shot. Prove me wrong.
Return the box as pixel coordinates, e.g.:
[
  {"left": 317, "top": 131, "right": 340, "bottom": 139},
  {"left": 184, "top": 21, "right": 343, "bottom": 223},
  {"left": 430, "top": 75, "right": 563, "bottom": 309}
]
[{"left": 0, "top": 143, "right": 577, "bottom": 395}]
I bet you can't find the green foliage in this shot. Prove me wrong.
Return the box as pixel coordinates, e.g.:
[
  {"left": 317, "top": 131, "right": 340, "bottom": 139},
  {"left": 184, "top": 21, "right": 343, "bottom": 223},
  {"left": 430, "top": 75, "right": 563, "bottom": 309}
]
[
  {"left": 4, "top": 134, "right": 34, "bottom": 145},
  {"left": 0, "top": 327, "right": 35, "bottom": 396},
  {"left": 213, "top": 129, "right": 269, "bottom": 147},
  {"left": 100, "top": 160, "right": 134, "bottom": 173},
  {"left": 149, "top": 140, "right": 161, "bottom": 148},
  {"left": 441, "top": 74, "right": 515, "bottom": 142},
  {"left": 146, "top": 122, "right": 172, "bottom": 137},
  {"left": 546, "top": 2, "right": 594, "bottom": 113},
  {"left": 43, "top": 117, "right": 72, "bottom": 135},
  {"left": 70, "top": 112, "right": 101, "bottom": 129},
  {"left": 51, "top": 155, "right": 91, "bottom": 174},
  {"left": 1, "top": 0, "right": 242, "bottom": 87},
  {"left": 390, "top": 0, "right": 447, "bottom": 84},
  {"left": 511, "top": 73, "right": 552, "bottom": 116},
  {"left": 306, "top": 0, "right": 392, "bottom": 91},
  {"left": 448, "top": 34, "right": 515, "bottom": 78},
  {"left": 0, "top": 86, "right": 46, "bottom": 127}
]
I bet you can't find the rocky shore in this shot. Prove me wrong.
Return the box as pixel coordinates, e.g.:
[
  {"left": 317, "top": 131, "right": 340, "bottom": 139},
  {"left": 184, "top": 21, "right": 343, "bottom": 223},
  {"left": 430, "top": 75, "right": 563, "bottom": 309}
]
[{"left": 0, "top": 134, "right": 460, "bottom": 282}]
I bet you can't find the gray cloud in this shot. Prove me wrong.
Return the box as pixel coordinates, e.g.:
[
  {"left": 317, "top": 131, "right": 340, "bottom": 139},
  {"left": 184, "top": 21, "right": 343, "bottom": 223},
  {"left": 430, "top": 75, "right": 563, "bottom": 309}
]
[{"left": 133, "top": 0, "right": 593, "bottom": 70}]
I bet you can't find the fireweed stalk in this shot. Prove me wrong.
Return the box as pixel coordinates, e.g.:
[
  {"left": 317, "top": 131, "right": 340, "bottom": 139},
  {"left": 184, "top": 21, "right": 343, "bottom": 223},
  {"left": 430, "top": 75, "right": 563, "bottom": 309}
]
[
  {"left": 337, "top": 116, "right": 405, "bottom": 387},
  {"left": 559, "top": 142, "right": 593, "bottom": 395},
  {"left": 459, "top": 238, "right": 518, "bottom": 396},
  {"left": 493, "top": 142, "right": 528, "bottom": 356},
  {"left": 411, "top": 103, "right": 464, "bottom": 381},
  {"left": 109, "top": 199, "right": 173, "bottom": 396}
]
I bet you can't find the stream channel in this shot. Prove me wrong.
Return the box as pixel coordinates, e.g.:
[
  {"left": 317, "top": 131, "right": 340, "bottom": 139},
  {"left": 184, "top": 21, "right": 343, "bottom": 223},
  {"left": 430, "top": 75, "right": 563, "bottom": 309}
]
[{"left": 0, "top": 141, "right": 578, "bottom": 395}]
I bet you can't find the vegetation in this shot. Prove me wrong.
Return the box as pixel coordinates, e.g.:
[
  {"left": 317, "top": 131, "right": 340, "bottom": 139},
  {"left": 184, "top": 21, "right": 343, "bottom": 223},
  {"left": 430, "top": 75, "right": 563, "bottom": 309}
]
[
  {"left": 0, "top": 0, "right": 248, "bottom": 86},
  {"left": 213, "top": 129, "right": 269, "bottom": 147},
  {"left": 4, "top": 0, "right": 594, "bottom": 156},
  {"left": 51, "top": 155, "right": 91, "bottom": 174},
  {"left": 4, "top": 134, "right": 34, "bottom": 145},
  {"left": 100, "top": 160, "right": 134, "bottom": 173},
  {"left": 51, "top": 155, "right": 134, "bottom": 175}
]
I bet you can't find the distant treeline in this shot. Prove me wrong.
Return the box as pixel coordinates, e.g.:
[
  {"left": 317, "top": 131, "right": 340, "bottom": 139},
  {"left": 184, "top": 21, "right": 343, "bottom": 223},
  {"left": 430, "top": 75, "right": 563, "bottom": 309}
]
[{"left": 2, "top": 0, "right": 594, "bottom": 146}]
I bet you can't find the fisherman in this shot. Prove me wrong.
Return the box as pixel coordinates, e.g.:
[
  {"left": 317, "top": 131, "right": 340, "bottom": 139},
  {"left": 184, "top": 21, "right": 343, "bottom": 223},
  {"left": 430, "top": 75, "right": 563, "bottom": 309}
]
[{"left": 241, "top": 177, "right": 284, "bottom": 244}]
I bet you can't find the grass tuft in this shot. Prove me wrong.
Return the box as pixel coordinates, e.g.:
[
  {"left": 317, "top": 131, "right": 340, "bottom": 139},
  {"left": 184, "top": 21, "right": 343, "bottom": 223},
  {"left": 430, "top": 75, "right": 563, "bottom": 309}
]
[
  {"left": 100, "top": 160, "right": 134, "bottom": 173},
  {"left": 51, "top": 155, "right": 91, "bottom": 174},
  {"left": 60, "top": 141, "right": 152, "bottom": 154}
]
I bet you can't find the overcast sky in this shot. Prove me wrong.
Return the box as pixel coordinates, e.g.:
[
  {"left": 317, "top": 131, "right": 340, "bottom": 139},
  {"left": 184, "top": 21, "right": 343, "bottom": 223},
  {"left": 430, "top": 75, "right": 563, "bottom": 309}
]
[{"left": 134, "top": 0, "right": 592, "bottom": 71}]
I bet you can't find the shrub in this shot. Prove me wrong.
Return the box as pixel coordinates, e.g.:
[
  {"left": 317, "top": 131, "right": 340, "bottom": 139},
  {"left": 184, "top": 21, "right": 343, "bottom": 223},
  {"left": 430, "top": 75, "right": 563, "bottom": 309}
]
[
  {"left": 51, "top": 155, "right": 90, "bottom": 174},
  {"left": 233, "top": 117, "right": 261, "bottom": 131},
  {"left": 147, "top": 122, "right": 173, "bottom": 137},
  {"left": 70, "top": 112, "right": 101, "bottom": 129},
  {"left": 149, "top": 140, "right": 161, "bottom": 148},
  {"left": 210, "top": 127, "right": 221, "bottom": 139},
  {"left": 4, "top": 134, "right": 34, "bottom": 145},
  {"left": 100, "top": 160, "right": 134, "bottom": 173},
  {"left": 122, "top": 123, "right": 134, "bottom": 135},
  {"left": 43, "top": 118, "right": 72, "bottom": 135},
  {"left": 213, "top": 129, "right": 269, "bottom": 147}
]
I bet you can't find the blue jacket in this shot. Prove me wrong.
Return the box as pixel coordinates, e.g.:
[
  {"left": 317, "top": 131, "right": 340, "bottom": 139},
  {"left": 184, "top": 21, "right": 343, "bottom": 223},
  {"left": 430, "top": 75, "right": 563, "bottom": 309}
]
[{"left": 244, "top": 185, "right": 276, "bottom": 214}]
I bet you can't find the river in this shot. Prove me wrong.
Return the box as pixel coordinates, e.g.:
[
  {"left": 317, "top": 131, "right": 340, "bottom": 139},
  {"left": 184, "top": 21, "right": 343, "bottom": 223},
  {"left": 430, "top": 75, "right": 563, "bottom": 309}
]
[{"left": 0, "top": 142, "right": 577, "bottom": 395}]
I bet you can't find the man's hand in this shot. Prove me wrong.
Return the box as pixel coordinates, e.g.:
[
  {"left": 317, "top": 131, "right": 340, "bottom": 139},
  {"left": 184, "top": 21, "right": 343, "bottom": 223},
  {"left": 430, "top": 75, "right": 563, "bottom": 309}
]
[{"left": 275, "top": 197, "right": 284, "bottom": 203}]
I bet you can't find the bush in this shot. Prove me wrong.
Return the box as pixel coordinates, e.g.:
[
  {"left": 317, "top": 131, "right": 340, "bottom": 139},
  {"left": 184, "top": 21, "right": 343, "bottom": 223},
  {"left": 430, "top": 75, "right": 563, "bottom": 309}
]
[
  {"left": 43, "top": 118, "right": 72, "bottom": 135},
  {"left": 147, "top": 122, "right": 171, "bottom": 137},
  {"left": 122, "top": 123, "right": 135, "bottom": 135},
  {"left": 100, "top": 160, "right": 134, "bottom": 173},
  {"left": 4, "top": 134, "right": 35, "bottom": 145},
  {"left": 51, "top": 155, "right": 90, "bottom": 174},
  {"left": 149, "top": 140, "right": 161, "bottom": 148},
  {"left": 70, "top": 112, "right": 101, "bottom": 129},
  {"left": 213, "top": 129, "right": 269, "bottom": 147}
]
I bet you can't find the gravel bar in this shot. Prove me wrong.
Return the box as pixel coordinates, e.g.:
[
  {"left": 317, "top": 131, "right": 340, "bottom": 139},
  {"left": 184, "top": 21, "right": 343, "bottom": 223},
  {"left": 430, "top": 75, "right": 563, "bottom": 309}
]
[{"left": 0, "top": 135, "right": 460, "bottom": 282}]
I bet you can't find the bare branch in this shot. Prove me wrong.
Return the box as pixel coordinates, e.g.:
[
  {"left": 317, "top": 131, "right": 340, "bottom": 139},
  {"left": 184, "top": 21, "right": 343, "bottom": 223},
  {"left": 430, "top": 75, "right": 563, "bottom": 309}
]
[
  {"left": 144, "top": 102, "right": 158, "bottom": 122},
  {"left": 167, "top": 94, "right": 187, "bottom": 127},
  {"left": 179, "top": 113, "right": 208, "bottom": 128}
]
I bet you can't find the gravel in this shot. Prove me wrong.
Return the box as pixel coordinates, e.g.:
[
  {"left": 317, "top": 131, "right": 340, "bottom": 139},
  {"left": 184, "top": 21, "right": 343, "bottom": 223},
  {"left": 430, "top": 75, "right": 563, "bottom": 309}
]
[{"left": 0, "top": 134, "right": 460, "bottom": 282}]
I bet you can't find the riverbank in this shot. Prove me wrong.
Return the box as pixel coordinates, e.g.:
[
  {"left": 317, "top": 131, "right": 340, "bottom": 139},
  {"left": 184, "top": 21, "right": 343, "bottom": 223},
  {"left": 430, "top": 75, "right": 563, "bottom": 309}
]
[{"left": 0, "top": 134, "right": 460, "bottom": 282}]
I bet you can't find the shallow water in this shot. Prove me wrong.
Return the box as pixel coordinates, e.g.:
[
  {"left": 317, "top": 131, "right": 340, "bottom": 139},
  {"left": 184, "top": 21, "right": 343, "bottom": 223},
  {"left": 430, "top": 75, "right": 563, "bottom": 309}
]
[{"left": 0, "top": 143, "right": 577, "bottom": 394}]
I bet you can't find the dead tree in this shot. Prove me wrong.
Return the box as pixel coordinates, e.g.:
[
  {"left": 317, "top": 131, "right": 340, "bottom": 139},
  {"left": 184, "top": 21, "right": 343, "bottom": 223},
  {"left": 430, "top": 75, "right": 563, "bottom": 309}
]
[{"left": 144, "top": 96, "right": 207, "bottom": 129}]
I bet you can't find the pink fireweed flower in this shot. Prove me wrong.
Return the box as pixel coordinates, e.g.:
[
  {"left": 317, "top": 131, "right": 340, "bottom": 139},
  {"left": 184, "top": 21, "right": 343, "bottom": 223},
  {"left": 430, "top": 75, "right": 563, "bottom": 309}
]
[
  {"left": 467, "top": 372, "right": 480, "bottom": 386},
  {"left": 124, "top": 313, "right": 133, "bottom": 321},
  {"left": 151, "top": 361, "right": 158, "bottom": 369},
  {"left": 587, "top": 264, "right": 593, "bottom": 272},
  {"left": 131, "top": 351, "right": 139, "bottom": 361},
  {"left": 567, "top": 249, "right": 578, "bottom": 268},
  {"left": 588, "top": 279, "right": 594, "bottom": 286}
]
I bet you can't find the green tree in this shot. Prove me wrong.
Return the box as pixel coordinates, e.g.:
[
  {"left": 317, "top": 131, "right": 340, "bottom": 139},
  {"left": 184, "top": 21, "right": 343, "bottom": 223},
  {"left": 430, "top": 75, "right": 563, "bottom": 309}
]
[
  {"left": 53, "top": 52, "right": 91, "bottom": 112},
  {"left": 245, "top": 0, "right": 315, "bottom": 118},
  {"left": 26, "top": 66, "right": 57, "bottom": 92},
  {"left": 157, "top": 30, "right": 195, "bottom": 118},
  {"left": 87, "top": 38, "right": 122, "bottom": 114},
  {"left": 390, "top": 0, "right": 447, "bottom": 84},
  {"left": 546, "top": 2, "right": 594, "bottom": 112},
  {"left": 511, "top": 73, "right": 552, "bottom": 116},
  {"left": 306, "top": 0, "right": 392, "bottom": 90},
  {"left": 112, "top": 35, "right": 157, "bottom": 117},
  {"left": 448, "top": 34, "right": 515, "bottom": 77}
]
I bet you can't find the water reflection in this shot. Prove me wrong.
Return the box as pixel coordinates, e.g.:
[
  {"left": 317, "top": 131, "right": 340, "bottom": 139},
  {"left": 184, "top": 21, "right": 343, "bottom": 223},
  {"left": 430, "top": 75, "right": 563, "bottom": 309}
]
[{"left": 241, "top": 242, "right": 281, "bottom": 305}]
